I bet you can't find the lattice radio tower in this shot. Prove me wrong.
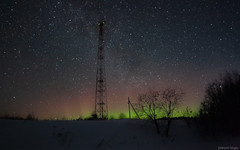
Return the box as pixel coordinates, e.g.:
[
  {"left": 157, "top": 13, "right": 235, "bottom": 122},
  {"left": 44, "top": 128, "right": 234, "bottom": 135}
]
[{"left": 94, "top": 20, "right": 108, "bottom": 119}]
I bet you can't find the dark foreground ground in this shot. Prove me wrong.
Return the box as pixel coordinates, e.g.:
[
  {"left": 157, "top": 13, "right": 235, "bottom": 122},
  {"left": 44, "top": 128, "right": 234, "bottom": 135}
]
[{"left": 0, "top": 119, "right": 239, "bottom": 150}]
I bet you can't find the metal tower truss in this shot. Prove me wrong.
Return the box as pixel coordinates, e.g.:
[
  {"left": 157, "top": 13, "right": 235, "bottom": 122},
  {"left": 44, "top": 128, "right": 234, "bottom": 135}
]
[{"left": 95, "top": 21, "right": 108, "bottom": 119}]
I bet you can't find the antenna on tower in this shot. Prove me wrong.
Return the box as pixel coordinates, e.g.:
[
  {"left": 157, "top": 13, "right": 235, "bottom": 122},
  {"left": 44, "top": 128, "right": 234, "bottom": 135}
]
[{"left": 94, "top": 20, "right": 108, "bottom": 119}]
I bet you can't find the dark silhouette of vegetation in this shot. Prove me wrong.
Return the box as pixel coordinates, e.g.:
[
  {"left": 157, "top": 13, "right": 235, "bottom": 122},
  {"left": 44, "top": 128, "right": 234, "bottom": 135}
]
[
  {"left": 109, "top": 115, "right": 115, "bottom": 120},
  {"left": 161, "top": 89, "right": 183, "bottom": 137},
  {"left": 182, "top": 107, "right": 193, "bottom": 118},
  {"left": 84, "top": 112, "right": 98, "bottom": 120},
  {"left": 26, "top": 113, "right": 38, "bottom": 120},
  {"left": 135, "top": 89, "right": 183, "bottom": 135},
  {"left": 136, "top": 91, "right": 161, "bottom": 134},
  {"left": 199, "top": 71, "right": 240, "bottom": 136},
  {"left": 118, "top": 113, "right": 126, "bottom": 119},
  {"left": 0, "top": 113, "right": 38, "bottom": 120},
  {"left": 77, "top": 115, "right": 84, "bottom": 120},
  {"left": 0, "top": 114, "right": 25, "bottom": 120},
  {"left": 182, "top": 107, "right": 194, "bottom": 128}
]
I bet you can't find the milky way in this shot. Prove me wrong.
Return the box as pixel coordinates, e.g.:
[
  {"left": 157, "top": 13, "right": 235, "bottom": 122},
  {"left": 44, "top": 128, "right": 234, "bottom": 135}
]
[{"left": 1, "top": 0, "right": 240, "bottom": 119}]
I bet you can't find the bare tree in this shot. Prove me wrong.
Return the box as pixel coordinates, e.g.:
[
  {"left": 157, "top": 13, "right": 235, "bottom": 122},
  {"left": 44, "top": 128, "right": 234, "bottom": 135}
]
[
  {"left": 161, "top": 88, "right": 183, "bottom": 137},
  {"left": 136, "top": 91, "right": 161, "bottom": 134},
  {"left": 135, "top": 89, "right": 183, "bottom": 135}
]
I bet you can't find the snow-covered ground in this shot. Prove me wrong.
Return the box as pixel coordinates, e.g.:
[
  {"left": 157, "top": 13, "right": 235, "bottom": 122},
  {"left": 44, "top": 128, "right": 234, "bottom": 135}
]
[{"left": 0, "top": 119, "right": 239, "bottom": 150}]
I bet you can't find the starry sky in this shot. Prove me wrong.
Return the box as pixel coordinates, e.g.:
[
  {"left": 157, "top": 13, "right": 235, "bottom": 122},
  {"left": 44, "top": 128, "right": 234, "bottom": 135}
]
[{"left": 1, "top": 0, "right": 240, "bottom": 119}]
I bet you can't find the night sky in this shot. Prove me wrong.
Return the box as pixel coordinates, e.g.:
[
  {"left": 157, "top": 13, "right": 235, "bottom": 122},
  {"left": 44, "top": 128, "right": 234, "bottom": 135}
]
[{"left": 1, "top": 0, "right": 240, "bottom": 119}]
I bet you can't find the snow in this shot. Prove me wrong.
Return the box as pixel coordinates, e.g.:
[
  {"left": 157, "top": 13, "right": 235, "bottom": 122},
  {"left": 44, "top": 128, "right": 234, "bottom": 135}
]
[{"left": 0, "top": 119, "right": 239, "bottom": 150}]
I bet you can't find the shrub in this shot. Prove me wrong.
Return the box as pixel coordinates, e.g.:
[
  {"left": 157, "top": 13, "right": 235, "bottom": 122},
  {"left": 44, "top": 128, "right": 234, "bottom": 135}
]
[
  {"left": 26, "top": 113, "right": 38, "bottom": 120},
  {"left": 118, "top": 113, "right": 126, "bottom": 119}
]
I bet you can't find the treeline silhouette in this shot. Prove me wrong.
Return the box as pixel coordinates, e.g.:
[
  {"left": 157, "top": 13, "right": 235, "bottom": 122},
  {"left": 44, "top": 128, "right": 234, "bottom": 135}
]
[
  {"left": 0, "top": 113, "right": 38, "bottom": 120},
  {"left": 198, "top": 71, "right": 240, "bottom": 136}
]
